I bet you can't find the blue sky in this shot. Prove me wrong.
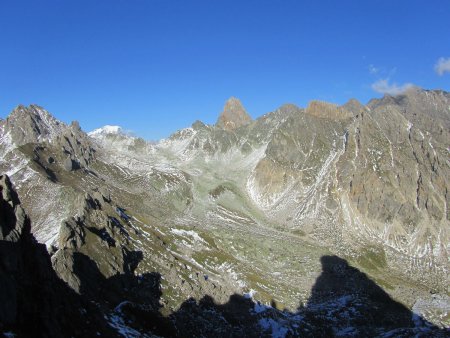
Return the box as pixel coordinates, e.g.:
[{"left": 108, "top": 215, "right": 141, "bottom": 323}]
[{"left": 1, "top": 1, "right": 449, "bottom": 140}]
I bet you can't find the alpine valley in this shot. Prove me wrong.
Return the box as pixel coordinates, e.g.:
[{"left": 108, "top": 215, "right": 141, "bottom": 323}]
[{"left": 0, "top": 88, "right": 449, "bottom": 337}]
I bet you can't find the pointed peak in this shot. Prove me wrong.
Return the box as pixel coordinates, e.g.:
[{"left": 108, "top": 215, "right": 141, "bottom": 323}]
[
  {"left": 277, "top": 103, "right": 302, "bottom": 114},
  {"left": 70, "top": 121, "right": 82, "bottom": 131},
  {"left": 9, "top": 104, "right": 55, "bottom": 121},
  {"left": 222, "top": 97, "right": 246, "bottom": 115},
  {"left": 192, "top": 120, "right": 207, "bottom": 130},
  {"left": 225, "top": 96, "right": 242, "bottom": 105},
  {"left": 216, "top": 97, "right": 252, "bottom": 130},
  {"left": 9, "top": 104, "right": 33, "bottom": 120},
  {"left": 341, "top": 98, "right": 366, "bottom": 115},
  {"left": 13, "top": 104, "right": 27, "bottom": 111},
  {"left": 342, "top": 98, "right": 363, "bottom": 107}
]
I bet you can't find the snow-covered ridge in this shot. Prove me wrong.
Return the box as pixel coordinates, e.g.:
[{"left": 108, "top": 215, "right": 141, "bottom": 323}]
[{"left": 88, "top": 125, "right": 123, "bottom": 137}]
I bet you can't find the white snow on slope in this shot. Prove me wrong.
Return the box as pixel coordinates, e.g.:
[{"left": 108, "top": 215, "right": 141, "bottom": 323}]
[
  {"left": 34, "top": 106, "right": 65, "bottom": 142},
  {"left": 89, "top": 125, "right": 123, "bottom": 136}
]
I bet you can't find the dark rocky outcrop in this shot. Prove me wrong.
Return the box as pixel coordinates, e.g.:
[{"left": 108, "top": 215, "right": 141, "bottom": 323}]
[
  {"left": 55, "top": 121, "right": 96, "bottom": 171},
  {"left": 0, "top": 175, "right": 116, "bottom": 337},
  {"left": 0, "top": 175, "right": 23, "bottom": 242},
  {"left": 51, "top": 188, "right": 137, "bottom": 296}
]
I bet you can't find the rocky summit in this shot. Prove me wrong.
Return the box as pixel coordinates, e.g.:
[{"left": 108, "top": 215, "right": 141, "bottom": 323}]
[
  {"left": 216, "top": 97, "right": 253, "bottom": 130},
  {"left": 0, "top": 91, "right": 449, "bottom": 337}
]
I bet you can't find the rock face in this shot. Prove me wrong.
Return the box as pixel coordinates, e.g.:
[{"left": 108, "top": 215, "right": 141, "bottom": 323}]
[
  {"left": 246, "top": 90, "right": 449, "bottom": 293},
  {"left": 305, "top": 100, "right": 353, "bottom": 120},
  {"left": 3, "top": 105, "right": 96, "bottom": 172},
  {"left": 51, "top": 189, "right": 138, "bottom": 297},
  {"left": 216, "top": 97, "right": 252, "bottom": 130},
  {"left": 55, "top": 121, "right": 96, "bottom": 171},
  {"left": 0, "top": 175, "right": 25, "bottom": 242},
  {"left": 3, "top": 104, "right": 65, "bottom": 146},
  {"left": 0, "top": 175, "right": 116, "bottom": 337}
]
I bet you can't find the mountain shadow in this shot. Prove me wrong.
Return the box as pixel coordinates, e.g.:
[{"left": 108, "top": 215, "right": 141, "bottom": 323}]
[
  {"left": 158, "top": 255, "right": 448, "bottom": 337},
  {"left": 3, "top": 242, "right": 449, "bottom": 337},
  {"left": 104, "top": 256, "right": 447, "bottom": 337},
  {"left": 297, "top": 255, "right": 447, "bottom": 337},
  {"left": 2, "top": 229, "right": 448, "bottom": 337},
  {"left": 0, "top": 178, "right": 117, "bottom": 337},
  {"left": 68, "top": 251, "right": 176, "bottom": 337}
]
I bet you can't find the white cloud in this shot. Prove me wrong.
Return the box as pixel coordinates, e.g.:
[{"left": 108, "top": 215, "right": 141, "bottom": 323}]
[
  {"left": 368, "top": 64, "right": 379, "bottom": 74},
  {"left": 371, "top": 78, "right": 415, "bottom": 95},
  {"left": 434, "top": 57, "right": 450, "bottom": 76}
]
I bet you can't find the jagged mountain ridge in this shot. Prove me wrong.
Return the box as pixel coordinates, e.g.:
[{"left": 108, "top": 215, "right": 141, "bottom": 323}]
[{"left": 0, "top": 90, "right": 449, "bottom": 335}]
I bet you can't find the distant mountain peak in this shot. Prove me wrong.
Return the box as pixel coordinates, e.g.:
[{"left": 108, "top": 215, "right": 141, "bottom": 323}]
[
  {"left": 216, "top": 97, "right": 252, "bottom": 130},
  {"left": 341, "top": 98, "right": 366, "bottom": 115},
  {"left": 88, "top": 125, "right": 123, "bottom": 137}
]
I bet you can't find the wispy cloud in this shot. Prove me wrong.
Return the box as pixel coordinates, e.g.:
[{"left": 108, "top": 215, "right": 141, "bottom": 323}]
[
  {"left": 434, "top": 57, "right": 450, "bottom": 76},
  {"left": 371, "top": 78, "right": 415, "bottom": 95},
  {"left": 367, "top": 64, "right": 397, "bottom": 77},
  {"left": 368, "top": 64, "right": 379, "bottom": 74}
]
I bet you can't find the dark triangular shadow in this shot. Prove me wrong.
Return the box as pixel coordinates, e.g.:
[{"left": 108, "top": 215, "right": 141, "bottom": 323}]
[
  {"left": 298, "top": 255, "right": 448, "bottom": 336},
  {"left": 157, "top": 255, "right": 448, "bottom": 337}
]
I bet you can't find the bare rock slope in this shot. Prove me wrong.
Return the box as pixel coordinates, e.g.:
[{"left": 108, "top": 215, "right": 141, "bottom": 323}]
[{"left": 216, "top": 97, "right": 252, "bottom": 130}]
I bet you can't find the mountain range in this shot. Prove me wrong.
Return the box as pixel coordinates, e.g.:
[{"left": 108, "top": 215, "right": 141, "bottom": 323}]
[{"left": 0, "top": 88, "right": 449, "bottom": 337}]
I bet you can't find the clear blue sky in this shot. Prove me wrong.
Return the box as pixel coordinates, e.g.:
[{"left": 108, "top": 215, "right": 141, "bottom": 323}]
[{"left": 1, "top": 0, "right": 449, "bottom": 140}]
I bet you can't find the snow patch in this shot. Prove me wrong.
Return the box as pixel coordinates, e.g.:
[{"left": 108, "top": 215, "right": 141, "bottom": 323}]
[
  {"left": 170, "top": 228, "right": 207, "bottom": 244},
  {"left": 258, "top": 318, "right": 290, "bottom": 338},
  {"left": 407, "top": 121, "right": 413, "bottom": 132},
  {"left": 3, "top": 332, "right": 16, "bottom": 338},
  {"left": 89, "top": 125, "right": 122, "bottom": 136},
  {"left": 107, "top": 301, "right": 149, "bottom": 338},
  {"left": 244, "top": 289, "right": 257, "bottom": 299}
]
